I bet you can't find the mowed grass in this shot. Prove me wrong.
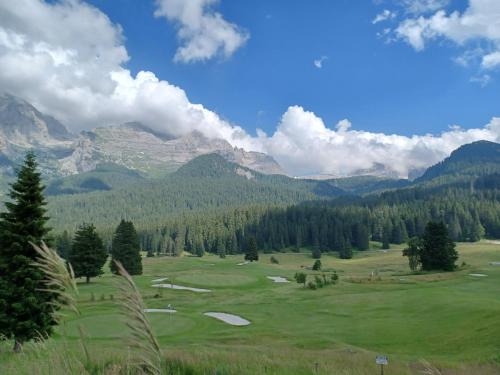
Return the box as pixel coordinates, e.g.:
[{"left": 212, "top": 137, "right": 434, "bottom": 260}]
[{"left": 2, "top": 241, "right": 500, "bottom": 374}]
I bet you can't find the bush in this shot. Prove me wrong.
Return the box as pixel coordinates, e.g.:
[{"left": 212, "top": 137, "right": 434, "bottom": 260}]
[
  {"left": 270, "top": 256, "right": 279, "bottom": 264},
  {"left": 314, "top": 275, "right": 324, "bottom": 288},
  {"left": 294, "top": 272, "right": 307, "bottom": 287},
  {"left": 307, "top": 281, "right": 317, "bottom": 290},
  {"left": 312, "top": 259, "right": 322, "bottom": 271},
  {"left": 331, "top": 272, "right": 339, "bottom": 284}
]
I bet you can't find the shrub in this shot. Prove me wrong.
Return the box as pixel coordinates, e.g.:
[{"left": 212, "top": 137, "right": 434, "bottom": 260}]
[
  {"left": 312, "top": 259, "right": 322, "bottom": 271},
  {"left": 307, "top": 281, "right": 317, "bottom": 290},
  {"left": 294, "top": 272, "right": 307, "bottom": 287},
  {"left": 331, "top": 272, "right": 339, "bottom": 284},
  {"left": 270, "top": 256, "right": 279, "bottom": 264},
  {"left": 314, "top": 275, "right": 324, "bottom": 288}
]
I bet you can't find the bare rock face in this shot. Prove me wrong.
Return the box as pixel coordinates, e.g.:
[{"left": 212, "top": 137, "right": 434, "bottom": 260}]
[
  {"left": 61, "top": 126, "right": 285, "bottom": 176},
  {"left": 0, "top": 94, "right": 285, "bottom": 177}
]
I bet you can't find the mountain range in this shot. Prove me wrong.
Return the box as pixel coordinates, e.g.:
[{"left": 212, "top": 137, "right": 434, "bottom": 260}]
[{"left": 0, "top": 93, "right": 284, "bottom": 178}]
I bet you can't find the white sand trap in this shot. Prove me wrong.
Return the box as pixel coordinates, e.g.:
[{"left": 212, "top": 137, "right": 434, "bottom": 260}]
[
  {"left": 152, "top": 277, "right": 168, "bottom": 283},
  {"left": 469, "top": 273, "right": 488, "bottom": 277},
  {"left": 237, "top": 261, "right": 250, "bottom": 266},
  {"left": 204, "top": 312, "right": 251, "bottom": 326},
  {"left": 152, "top": 284, "right": 211, "bottom": 293},
  {"left": 490, "top": 262, "right": 500, "bottom": 266},
  {"left": 144, "top": 308, "right": 176, "bottom": 313},
  {"left": 267, "top": 276, "right": 290, "bottom": 283}
]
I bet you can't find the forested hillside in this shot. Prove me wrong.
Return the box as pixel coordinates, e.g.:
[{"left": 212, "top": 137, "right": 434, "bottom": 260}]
[
  {"left": 47, "top": 154, "right": 347, "bottom": 234},
  {"left": 45, "top": 142, "right": 500, "bottom": 260}
]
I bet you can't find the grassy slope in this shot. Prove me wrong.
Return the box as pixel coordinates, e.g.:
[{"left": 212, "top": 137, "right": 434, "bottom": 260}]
[{"left": 1, "top": 242, "right": 500, "bottom": 374}]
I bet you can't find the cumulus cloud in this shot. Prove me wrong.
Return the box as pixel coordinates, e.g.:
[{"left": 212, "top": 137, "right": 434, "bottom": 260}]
[
  {"left": 372, "top": 9, "right": 396, "bottom": 24},
  {"left": 154, "top": 0, "right": 249, "bottom": 63},
  {"left": 0, "top": 0, "right": 256, "bottom": 149},
  {"left": 395, "top": 0, "right": 500, "bottom": 68},
  {"left": 257, "top": 106, "right": 500, "bottom": 178},
  {"left": 1, "top": 0, "right": 500, "bottom": 178}
]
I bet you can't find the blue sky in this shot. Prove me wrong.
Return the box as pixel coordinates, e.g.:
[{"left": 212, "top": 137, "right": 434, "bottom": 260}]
[
  {"left": 86, "top": 0, "right": 497, "bottom": 137},
  {"left": 2, "top": 0, "right": 500, "bottom": 177}
]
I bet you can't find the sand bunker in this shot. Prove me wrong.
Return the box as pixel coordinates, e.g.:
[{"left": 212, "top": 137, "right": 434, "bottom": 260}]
[
  {"left": 204, "top": 312, "right": 251, "bottom": 326},
  {"left": 237, "top": 261, "right": 250, "bottom": 266},
  {"left": 144, "top": 308, "right": 177, "bottom": 313},
  {"left": 267, "top": 276, "right": 289, "bottom": 283},
  {"left": 152, "top": 284, "right": 211, "bottom": 293},
  {"left": 469, "top": 273, "right": 488, "bottom": 277},
  {"left": 152, "top": 277, "right": 168, "bottom": 283}
]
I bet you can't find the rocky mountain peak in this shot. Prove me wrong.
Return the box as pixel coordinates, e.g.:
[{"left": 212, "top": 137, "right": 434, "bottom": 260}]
[{"left": 0, "top": 93, "right": 72, "bottom": 144}]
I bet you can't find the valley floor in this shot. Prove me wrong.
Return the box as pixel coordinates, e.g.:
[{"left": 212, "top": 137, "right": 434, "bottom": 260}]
[{"left": 1, "top": 241, "right": 500, "bottom": 374}]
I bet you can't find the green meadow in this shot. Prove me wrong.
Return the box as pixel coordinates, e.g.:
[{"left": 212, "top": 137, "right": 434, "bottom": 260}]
[{"left": 2, "top": 241, "right": 500, "bottom": 375}]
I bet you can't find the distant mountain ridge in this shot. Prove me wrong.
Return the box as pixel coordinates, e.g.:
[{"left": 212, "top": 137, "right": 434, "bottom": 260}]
[
  {"left": 0, "top": 93, "right": 284, "bottom": 177},
  {"left": 416, "top": 140, "right": 500, "bottom": 183}
]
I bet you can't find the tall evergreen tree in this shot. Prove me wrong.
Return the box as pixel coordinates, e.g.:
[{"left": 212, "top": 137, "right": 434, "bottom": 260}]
[
  {"left": 420, "top": 222, "right": 458, "bottom": 271},
  {"left": 110, "top": 220, "right": 142, "bottom": 275},
  {"left": 244, "top": 236, "right": 259, "bottom": 261},
  {"left": 0, "top": 152, "right": 56, "bottom": 351},
  {"left": 69, "top": 224, "right": 107, "bottom": 283}
]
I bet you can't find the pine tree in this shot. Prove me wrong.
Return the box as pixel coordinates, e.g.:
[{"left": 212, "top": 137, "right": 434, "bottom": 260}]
[
  {"left": 69, "top": 223, "right": 107, "bottom": 283},
  {"left": 0, "top": 152, "right": 56, "bottom": 351},
  {"left": 244, "top": 236, "right": 259, "bottom": 261},
  {"left": 110, "top": 220, "right": 142, "bottom": 275},
  {"left": 420, "top": 222, "right": 458, "bottom": 271},
  {"left": 55, "top": 230, "right": 72, "bottom": 260}
]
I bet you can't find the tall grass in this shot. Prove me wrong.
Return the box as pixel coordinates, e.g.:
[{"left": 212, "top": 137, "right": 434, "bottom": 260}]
[{"left": 113, "top": 261, "right": 162, "bottom": 375}]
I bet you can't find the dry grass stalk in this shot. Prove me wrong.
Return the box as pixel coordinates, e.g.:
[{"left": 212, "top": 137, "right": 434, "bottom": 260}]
[
  {"left": 114, "top": 260, "right": 162, "bottom": 375},
  {"left": 30, "top": 241, "right": 80, "bottom": 320}
]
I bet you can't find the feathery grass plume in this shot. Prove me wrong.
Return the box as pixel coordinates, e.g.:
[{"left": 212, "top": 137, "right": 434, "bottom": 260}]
[
  {"left": 114, "top": 260, "right": 162, "bottom": 375},
  {"left": 30, "top": 241, "right": 80, "bottom": 320},
  {"left": 420, "top": 359, "right": 443, "bottom": 375}
]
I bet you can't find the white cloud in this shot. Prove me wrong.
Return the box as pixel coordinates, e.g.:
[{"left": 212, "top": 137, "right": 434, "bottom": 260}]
[
  {"left": 372, "top": 9, "right": 396, "bottom": 24},
  {"left": 395, "top": 0, "right": 500, "bottom": 66},
  {"left": 1, "top": 0, "right": 500, "bottom": 178},
  {"left": 313, "top": 56, "right": 328, "bottom": 68},
  {"left": 257, "top": 106, "right": 500, "bottom": 177},
  {"left": 154, "top": 0, "right": 249, "bottom": 63},
  {"left": 400, "top": 0, "right": 450, "bottom": 15},
  {"left": 481, "top": 51, "right": 500, "bottom": 69}
]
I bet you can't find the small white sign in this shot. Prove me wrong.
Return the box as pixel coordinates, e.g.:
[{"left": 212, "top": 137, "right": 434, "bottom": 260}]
[{"left": 376, "top": 355, "right": 388, "bottom": 365}]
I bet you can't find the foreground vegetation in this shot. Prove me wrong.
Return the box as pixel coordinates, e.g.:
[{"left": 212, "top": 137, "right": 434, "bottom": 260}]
[{"left": 2, "top": 241, "right": 499, "bottom": 374}]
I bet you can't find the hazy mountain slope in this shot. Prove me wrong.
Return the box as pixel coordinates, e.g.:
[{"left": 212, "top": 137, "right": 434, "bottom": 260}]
[
  {"left": 47, "top": 154, "right": 347, "bottom": 231},
  {"left": 45, "top": 163, "right": 144, "bottom": 196}
]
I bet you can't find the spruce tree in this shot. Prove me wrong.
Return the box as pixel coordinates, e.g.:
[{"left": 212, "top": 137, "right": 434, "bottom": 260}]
[
  {"left": 110, "top": 220, "right": 142, "bottom": 275},
  {"left": 0, "top": 152, "right": 56, "bottom": 351},
  {"left": 420, "top": 222, "right": 458, "bottom": 271},
  {"left": 244, "top": 236, "right": 259, "bottom": 261},
  {"left": 69, "top": 223, "right": 107, "bottom": 283}
]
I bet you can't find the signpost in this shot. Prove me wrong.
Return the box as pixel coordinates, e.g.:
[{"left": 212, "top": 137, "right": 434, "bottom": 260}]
[{"left": 376, "top": 355, "right": 388, "bottom": 375}]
